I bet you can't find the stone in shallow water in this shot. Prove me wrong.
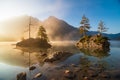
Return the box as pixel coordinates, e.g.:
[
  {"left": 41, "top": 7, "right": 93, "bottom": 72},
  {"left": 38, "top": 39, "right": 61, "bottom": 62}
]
[
  {"left": 64, "top": 70, "right": 76, "bottom": 79},
  {"left": 70, "top": 64, "right": 78, "bottom": 67},
  {"left": 109, "top": 70, "right": 120, "bottom": 79},
  {"left": 83, "top": 77, "right": 88, "bottom": 80},
  {"left": 44, "top": 51, "right": 72, "bottom": 62},
  {"left": 87, "top": 70, "right": 98, "bottom": 77},
  {"left": 17, "top": 72, "right": 26, "bottom": 80},
  {"left": 74, "top": 67, "right": 82, "bottom": 72},
  {"left": 29, "top": 65, "right": 36, "bottom": 70},
  {"left": 99, "top": 72, "right": 110, "bottom": 78},
  {"left": 33, "top": 73, "right": 42, "bottom": 79}
]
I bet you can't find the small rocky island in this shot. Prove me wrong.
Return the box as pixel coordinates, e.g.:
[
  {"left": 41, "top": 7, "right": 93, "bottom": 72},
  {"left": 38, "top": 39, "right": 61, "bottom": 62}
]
[
  {"left": 16, "top": 25, "right": 51, "bottom": 49},
  {"left": 76, "top": 34, "right": 110, "bottom": 50},
  {"left": 16, "top": 38, "right": 51, "bottom": 48},
  {"left": 76, "top": 15, "right": 110, "bottom": 50}
]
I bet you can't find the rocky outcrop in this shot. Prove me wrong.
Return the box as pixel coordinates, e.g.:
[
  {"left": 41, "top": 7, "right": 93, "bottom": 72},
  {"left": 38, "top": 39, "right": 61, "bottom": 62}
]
[
  {"left": 29, "top": 66, "right": 36, "bottom": 70},
  {"left": 16, "top": 38, "right": 51, "bottom": 49},
  {"left": 44, "top": 51, "right": 72, "bottom": 62},
  {"left": 76, "top": 34, "right": 110, "bottom": 50}
]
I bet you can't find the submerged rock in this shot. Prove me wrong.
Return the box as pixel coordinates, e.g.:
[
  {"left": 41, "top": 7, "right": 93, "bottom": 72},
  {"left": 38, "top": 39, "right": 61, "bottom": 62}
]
[
  {"left": 29, "top": 66, "right": 36, "bottom": 70},
  {"left": 83, "top": 77, "right": 89, "bottom": 80},
  {"left": 17, "top": 72, "right": 26, "bottom": 80},
  {"left": 107, "top": 70, "right": 120, "bottom": 79},
  {"left": 44, "top": 51, "right": 72, "bottom": 62},
  {"left": 88, "top": 70, "right": 98, "bottom": 77},
  {"left": 64, "top": 70, "right": 76, "bottom": 79},
  {"left": 99, "top": 72, "right": 110, "bottom": 78}
]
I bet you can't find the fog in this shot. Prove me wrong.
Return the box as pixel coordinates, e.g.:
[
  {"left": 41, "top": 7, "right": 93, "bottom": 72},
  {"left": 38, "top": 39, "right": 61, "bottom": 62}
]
[{"left": 0, "top": 16, "right": 79, "bottom": 42}]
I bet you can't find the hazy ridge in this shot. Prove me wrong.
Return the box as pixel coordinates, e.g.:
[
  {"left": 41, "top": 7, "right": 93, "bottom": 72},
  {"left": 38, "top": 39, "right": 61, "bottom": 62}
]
[{"left": 0, "top": 15, "right": 120, "bottom": 41}]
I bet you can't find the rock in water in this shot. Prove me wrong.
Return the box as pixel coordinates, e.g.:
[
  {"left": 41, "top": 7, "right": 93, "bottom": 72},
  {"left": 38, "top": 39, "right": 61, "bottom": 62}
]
[
  {"left": 33, "top": 73, "right": 42, "bottom": 79},
  {"left": 65, "top": 70, "right": 70, "bottom": 74},
  {"left": 44, "top": 51, "right": 72, "bottom": 62},
  {"left": 83, "top": 77, "right": 88, "bottom": 80},
  {"left": 17, "top": 72, "right": 26, "bottom": 80},
  {"left": 29, "top": 66, "right": 36, "bottom": 70},
  {"left": 64, "top": 70, "right": 76, "bottom": 79}
]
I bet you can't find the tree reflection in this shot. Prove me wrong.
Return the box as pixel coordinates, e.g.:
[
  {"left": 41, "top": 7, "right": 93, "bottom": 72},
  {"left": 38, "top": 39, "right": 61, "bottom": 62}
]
[
  {"left": 16, "top": 46, "right": 50, "bottom": 65},
  {"left": 78, "top": 48, "right": 110, "bottom": 58},
  {"left": 16, "top": 46, "right": 49, "bottom": 80}
]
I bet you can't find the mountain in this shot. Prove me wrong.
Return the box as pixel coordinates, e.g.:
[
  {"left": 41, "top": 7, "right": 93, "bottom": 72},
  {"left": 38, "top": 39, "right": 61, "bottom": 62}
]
[
  {"left": 87, "top": 31, "right": 120, "bottom": 40},
  {"left": 0, "top": 15, "right": 120, "bottom": 41},
  {"left": 104, "top": 33, "right": 120, "bottom": 40},
  {"left": 41, "top": 16, "right": 80, "bottom": 40},
  {"left": 41, "top": 16, "right": 120, "bottom": 40}
]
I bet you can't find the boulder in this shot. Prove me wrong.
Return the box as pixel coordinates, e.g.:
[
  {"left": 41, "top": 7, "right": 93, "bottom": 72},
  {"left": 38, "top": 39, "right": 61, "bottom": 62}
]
[
  {"left": 17, "top": 72, "right": 26, "bottom": 80},
  {"left": 44, "top": 51, "right": 72, "bottom": 62},
  {"left": 29, "top": 66, "right": 36, "bottom": 70}
]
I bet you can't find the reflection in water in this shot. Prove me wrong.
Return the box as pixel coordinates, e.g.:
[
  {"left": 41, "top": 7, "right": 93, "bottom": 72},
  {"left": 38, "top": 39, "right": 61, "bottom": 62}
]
[
  {"left": 78, "top": 48, "right": 110, "bottom": 58},
  {"left": 15, "top": 43, "right": 77, "bottom": 80},
  {"left": 15, "top": 43, "right": 111, "bottom": 80},
  {"left": 16, "top": 46, "right": 49, "bottom": 64},
  {"left": 15, "top": 47, "right": 48, "bottom": 80},
  {"left": 0, "top": 41, "right": 120, "bottom": 80}
]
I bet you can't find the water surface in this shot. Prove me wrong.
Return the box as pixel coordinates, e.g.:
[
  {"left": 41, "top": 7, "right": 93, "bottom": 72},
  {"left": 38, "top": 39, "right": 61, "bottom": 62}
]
[{"left": 0, "top": 41, "right": 120, "bottom": 80}]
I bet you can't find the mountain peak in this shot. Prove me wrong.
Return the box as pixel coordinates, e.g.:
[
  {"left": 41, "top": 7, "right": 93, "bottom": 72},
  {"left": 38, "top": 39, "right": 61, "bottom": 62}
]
[
  {"left": 46, "top": 16, "right": 59, "bottom": 22},
  {"left": 48, "top": 16, "right": 58, "bottom": 19}
]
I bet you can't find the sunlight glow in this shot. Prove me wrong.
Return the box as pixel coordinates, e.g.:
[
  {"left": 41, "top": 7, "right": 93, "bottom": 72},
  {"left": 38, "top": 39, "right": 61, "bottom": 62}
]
[
  {"left": 0, "top": 0, "right": 68, "bottom": 21},
  {"left": 0, "top": 3, "right": 27, "bottom": 21}
]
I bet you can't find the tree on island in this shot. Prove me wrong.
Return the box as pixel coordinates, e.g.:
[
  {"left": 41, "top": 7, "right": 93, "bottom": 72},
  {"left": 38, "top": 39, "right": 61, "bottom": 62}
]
[
  {"left": 37, "top": 26, "right": 48, "bottom": 41},
  {"left": 98, "top": 20, "right": 108, "bottom": 35},
  {"left": 76, "top": 17, "right": 110, "bottom": 50},
  {"left": 16, "top": 25, "right": 51, "bottom": 48},
  {"left": 79, "top": 15, "right": 90, "bottom": 37}
]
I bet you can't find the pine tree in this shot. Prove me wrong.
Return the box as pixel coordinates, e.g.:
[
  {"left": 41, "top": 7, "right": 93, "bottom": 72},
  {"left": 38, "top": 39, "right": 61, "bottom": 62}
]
[
  {"left": 98, "top": 21, "right": 108, "bottom": 34},
  {"left": 38, "top": 26, "right": 48, "bottom": 41},
  {"left": 79, "top": 15, "right": 90, "bottom": 36}
]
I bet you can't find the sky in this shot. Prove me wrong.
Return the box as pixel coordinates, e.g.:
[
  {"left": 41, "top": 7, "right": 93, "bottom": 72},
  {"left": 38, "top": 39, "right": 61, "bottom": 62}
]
[{"left": 0, "top": 0, "right": 120, "bottom": 34}]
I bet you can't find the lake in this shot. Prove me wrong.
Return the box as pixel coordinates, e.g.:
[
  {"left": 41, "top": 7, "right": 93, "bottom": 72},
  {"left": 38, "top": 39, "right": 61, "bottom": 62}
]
[{"left": 0, "top": 41, "right": 120, "bottom": 80}]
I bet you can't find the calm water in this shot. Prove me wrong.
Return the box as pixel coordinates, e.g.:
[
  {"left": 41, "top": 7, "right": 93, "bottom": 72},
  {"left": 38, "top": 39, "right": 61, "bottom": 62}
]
[{"left": 0, "top": 41, "right": 120, "bottom": 80}]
